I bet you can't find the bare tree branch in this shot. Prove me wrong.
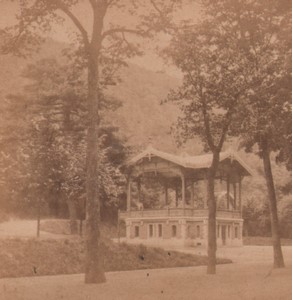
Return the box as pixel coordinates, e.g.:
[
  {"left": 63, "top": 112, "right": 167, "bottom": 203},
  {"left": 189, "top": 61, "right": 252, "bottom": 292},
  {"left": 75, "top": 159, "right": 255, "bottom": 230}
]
[
  {"left": 150, "top": 0, "right": 163, "bottom": 16},
  {"left": 88, "top": 0, "right": 97, "bottom": 10},
  {"left": 185, "top": 69, "right": 215, "bottom": 151},
  {"left": 217, "top": 87, "right": 247, "bottom": 150},
  {"left": 217, "top": 108, "right": 233, "bottom": 150},
  {"left": 54, "top": 0, "right": 90, "bottom": 49},
  {"left": 197, "top": 82, "right": 216, "bottom": 152},
  {"left": 101, "top": 27, "right": 145, "bottom": 41},
  {"left": 106, "top": 0, "right": 118, "bottom": 7},
  {"left": 1, "top": 0, "right": 43, "bottom": 55}
]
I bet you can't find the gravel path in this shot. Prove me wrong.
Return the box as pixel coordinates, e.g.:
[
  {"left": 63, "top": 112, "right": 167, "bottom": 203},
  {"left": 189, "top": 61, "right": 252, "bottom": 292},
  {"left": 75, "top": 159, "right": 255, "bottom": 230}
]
[
  {"left": 1, "top": 260, "right": 292, "bottom": 300},
  {"left": 168, "top": 244, "right": 292, "bottom": 265}
]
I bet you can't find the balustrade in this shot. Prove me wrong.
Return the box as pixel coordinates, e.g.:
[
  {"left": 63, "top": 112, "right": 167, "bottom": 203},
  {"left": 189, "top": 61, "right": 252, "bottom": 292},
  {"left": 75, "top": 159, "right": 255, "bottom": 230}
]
[{"left": 119, "top": 208, "right": 241, "bottom": 219}]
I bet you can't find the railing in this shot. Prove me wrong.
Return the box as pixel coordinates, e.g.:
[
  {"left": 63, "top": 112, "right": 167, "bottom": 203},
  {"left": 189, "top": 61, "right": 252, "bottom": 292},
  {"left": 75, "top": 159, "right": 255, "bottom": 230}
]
[{"left": 119, "top": 208, "right": 241, "bottom": 219}]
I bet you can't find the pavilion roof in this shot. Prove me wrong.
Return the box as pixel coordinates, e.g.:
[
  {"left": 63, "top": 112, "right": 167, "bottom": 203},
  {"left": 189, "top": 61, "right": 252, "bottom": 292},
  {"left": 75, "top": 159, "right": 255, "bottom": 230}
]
[{"left": 126, "top": 146, "right": 254, "bottom": 176}]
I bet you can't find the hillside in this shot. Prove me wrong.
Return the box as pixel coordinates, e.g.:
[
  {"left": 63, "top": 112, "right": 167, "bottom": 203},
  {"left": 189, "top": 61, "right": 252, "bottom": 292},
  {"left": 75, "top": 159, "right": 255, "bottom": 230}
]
[
  {"left": 0, "top": 39, "right": 66, "bottom": 100},
  {"left": 106, "top": 64, "right": 181, "bottom": 151},
  {"left": 0, "top": 39, "right": 184, "bottom": 153}
]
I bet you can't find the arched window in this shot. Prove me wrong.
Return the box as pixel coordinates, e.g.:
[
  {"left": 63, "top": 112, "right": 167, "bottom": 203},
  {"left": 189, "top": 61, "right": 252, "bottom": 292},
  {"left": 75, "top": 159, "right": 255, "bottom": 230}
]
[{"left": 172, "top": 225, "right": 177, "bottom": 237}]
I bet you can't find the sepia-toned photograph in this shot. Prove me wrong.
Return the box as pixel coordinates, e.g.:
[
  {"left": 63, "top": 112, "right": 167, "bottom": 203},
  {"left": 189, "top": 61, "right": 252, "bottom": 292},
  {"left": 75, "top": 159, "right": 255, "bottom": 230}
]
[{"left": 0, "top": 0, "right": 291, "bottom": 299}]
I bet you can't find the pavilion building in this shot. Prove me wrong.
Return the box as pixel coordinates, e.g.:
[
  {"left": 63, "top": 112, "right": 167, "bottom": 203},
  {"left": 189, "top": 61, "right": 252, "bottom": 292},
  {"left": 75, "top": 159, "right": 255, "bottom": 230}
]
[{"left": 119, "top": 146, "right": 253, "bottom": 248}]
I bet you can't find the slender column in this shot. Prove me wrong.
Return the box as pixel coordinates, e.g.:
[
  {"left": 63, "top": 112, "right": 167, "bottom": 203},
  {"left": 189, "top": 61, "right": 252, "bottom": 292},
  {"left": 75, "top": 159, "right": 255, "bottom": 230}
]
[
  {"left": 181, "top": 174, "right": 186, "bottom": 210},
  {"left": 220, "top": 176, "right": 223, "bottom": 189},
  {"left": 218, "top": 176, "right": 222, "bottom": 193},
  {"left": 204, "top": 172, "right": 208, "bottom": 209},
  {"left": 137, "top": 177, "right": 141, "bottom": 204},
  {"left": 127, "top": 176, "right": 132, "bottom": 211},
  {"left": 175, "top": 183, "right": 179, "bottom": 207},
  {"left": 226, "top": 175, "right": 230, "bottom": 210},
  {"left": 239, "top": 176, "right": 242, "bottom": 217},
  {"left": 233, "top": 182, "right": 237, "bottom": 211},
  {"left": 239, "top": 222, "right": 243, "bottom": 242},
  {"left": 164, "top": 181, "right": 168, "bottom": 205},
  {"left": 190, "top": 181, "right": 195, "bottom": 208}
]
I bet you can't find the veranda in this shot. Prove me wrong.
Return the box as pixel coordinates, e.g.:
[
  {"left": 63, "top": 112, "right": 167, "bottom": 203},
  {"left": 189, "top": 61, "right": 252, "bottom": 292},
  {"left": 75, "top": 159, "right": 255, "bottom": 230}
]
[{"left": 120, "top": 146, "right": 253, "bottom": 248}]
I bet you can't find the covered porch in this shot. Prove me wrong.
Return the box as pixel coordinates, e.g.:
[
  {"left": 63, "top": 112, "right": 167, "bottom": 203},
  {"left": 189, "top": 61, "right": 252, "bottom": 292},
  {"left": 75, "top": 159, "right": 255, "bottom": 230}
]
[
  {"left": 120, "top": 146, "right": 253, "bottom": 247},
  {"left": 123, "top": 146, "right": 252, "bottom": 215}
]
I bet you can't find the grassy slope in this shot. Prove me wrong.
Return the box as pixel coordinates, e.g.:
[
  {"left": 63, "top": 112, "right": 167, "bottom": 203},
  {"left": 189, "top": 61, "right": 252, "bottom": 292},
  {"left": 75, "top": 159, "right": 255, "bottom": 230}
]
[{"left": 0, "top": 238, "right": 231, "bottom": 279}]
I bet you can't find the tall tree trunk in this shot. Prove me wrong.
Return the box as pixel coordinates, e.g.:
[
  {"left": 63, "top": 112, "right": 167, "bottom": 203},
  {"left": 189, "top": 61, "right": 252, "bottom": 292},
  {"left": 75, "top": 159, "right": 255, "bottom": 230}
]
[
  {"left": 261, "top": 139, "right": 285, "bottom": 268},
  {"left": 84, "top": 46, "right": 106, "bottom": 283},
  {"left": 207, "top": 151, "right": 219, "bottom": 274},
  {"left": 67, "top": 198, "right": 78, "bottom": 235}
]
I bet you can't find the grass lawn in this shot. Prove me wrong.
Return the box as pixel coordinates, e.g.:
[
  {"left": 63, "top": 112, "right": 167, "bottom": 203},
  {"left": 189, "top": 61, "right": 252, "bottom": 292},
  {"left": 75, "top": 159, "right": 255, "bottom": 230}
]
[
  {"left": 243, "top": 236, "right": 292, "bottom": 246},
  {"left": 0, "top": 237, "right": 231, "bottom": 279}
]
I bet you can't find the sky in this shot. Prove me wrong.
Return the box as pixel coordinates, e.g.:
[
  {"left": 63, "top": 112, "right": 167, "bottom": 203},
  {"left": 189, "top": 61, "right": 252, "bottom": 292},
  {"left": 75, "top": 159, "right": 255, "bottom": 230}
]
[{"left": 0, "top": 0, "right": 201, "bottom": 77}]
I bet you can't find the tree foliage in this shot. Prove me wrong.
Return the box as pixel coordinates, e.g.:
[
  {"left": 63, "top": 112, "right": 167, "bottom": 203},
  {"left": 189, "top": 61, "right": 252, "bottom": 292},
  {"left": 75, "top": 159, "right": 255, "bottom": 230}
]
[
  {"left": 1, "top": 57, "right": 128, "bottom": 223},
  {"left": 202, "top": 0, "right": 291, "bottom": 268},
  {"left": 164, "top": 0, "right": 255, "bottom": 274},
  {"left": 2, "top": 0, "right": 183, "bottom": 283},
  {"left": 164, "top": 0, "right": 291, "bottom": 273}
]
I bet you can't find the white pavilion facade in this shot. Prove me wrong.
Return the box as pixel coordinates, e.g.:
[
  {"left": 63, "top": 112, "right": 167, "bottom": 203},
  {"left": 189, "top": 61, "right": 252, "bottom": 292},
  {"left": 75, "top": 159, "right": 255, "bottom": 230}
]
[{"left": 119, "top": 146, "right": 253, "bottom": 248}]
